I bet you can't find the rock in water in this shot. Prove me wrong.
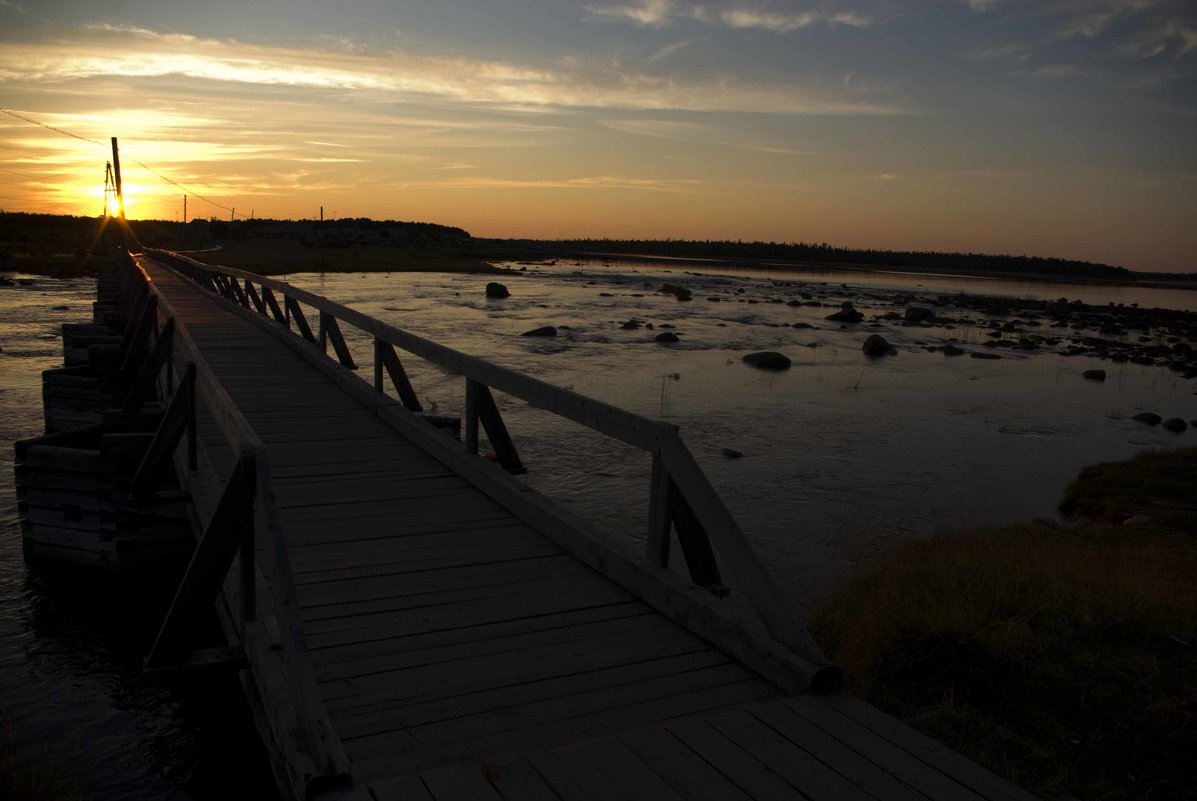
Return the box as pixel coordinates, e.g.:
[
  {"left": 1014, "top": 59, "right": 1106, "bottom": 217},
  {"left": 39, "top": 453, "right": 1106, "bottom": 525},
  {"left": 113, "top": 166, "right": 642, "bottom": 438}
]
[
  {"left": 661, "top": 283, "right": 693, "bottom": 301},
  {"left": 722, "top": 448, "right": 744, "bottom": 458},
  {"left": 1083, "top": 369, "right": 1106, "bottom": 381},
  {"left": 742, "top": 351, "right": 791, "bottom": 370},
  {"left": 1162, "top": 418, "right": 1188, "bottom": 432},
  {"left": 825, "top": 302, "right": 863, "bottom": 323},
  {"left": 521, "top": 326, "right": 557, "bottom": 337},
  {"left": 485, "top": 282, "right": 510, "bottom": 299},
  {"left": 862, "top": 334, "right": 896, "bottom": 357},
  {"left": 655, "top": 332, "right": 680, "bottom": 343},
  {"left": 1132, "top": 412, "right": 1162, "bottom": 425},
  {"left": 941, "top": 344, "right": 966, "bottom": 356},
  {"left": 905, "top": 305, "right": 936, "bottom": 323}
]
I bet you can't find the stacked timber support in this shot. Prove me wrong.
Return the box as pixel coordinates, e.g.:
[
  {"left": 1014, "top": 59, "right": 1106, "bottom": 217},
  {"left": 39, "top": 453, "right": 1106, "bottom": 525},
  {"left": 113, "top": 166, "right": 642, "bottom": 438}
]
[{"left": 13, "top": 250, "right": 195, "bottom": 570}]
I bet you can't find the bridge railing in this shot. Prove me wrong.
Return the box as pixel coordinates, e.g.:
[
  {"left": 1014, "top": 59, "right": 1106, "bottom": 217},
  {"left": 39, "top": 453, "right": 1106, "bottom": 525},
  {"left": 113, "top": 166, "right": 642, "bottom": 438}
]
[
  {"left": 148, "top": 248, "right": 838, "bottom": 691},
  {"left": 114, "top": 251, "right": 349, "bottom": 783}
]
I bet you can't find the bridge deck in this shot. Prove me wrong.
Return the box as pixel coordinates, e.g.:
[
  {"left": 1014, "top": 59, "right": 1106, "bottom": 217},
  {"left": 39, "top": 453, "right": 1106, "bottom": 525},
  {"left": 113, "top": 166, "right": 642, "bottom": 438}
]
[{"left": 141, "top": 257, "right": 1035, "bottom": 801}]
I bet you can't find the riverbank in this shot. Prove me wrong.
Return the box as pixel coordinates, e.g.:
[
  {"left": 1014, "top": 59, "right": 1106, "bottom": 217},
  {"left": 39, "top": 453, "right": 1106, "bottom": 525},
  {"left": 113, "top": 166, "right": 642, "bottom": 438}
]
[{"left": 811, "top": 448, "right": 1197, "bottom": 801}]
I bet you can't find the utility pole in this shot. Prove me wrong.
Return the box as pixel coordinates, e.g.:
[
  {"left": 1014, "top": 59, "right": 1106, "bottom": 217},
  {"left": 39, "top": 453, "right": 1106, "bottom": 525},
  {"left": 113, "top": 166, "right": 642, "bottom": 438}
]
[
  {"left": 110, "top": 137, "right": 125, "bottom": 219},
  {"left": 183, "top": 194, "right": 187, "bottom": 224},
  {"left": 231, "top": 207, "right": 235, "bottom": 223}
]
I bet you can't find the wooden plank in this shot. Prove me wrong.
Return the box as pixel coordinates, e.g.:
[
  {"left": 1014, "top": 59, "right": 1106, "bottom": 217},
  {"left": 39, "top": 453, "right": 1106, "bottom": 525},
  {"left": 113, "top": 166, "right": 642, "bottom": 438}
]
[
  {"left": 476, "top": 754, "right": 561, "bottom": 801},
  {"left": 523, "top": 749, "right": 627, "bottom": 801},
  {"left": 301, "top": 572, "right": 615, "bottom": 624},
  {"left": 353, "top": 678, "right": 780, "bottom": 782},
  {"left": 663, "top": 717, "right": 810, "bottom": 801},
  {"left": 703, "top": 708, "right": 874, "bottom": 801},
  {"left": 303, "top": 580, "right": 621, "bottom": 649},
  {"left": 785, "top": 696, "right": 987, "bottom": 801},
  {"left": 549, "top": 736, "right": 685, "bottom": 801},
  {"left": 420, "top": 764, "right": 504, "bottom": 801},
  {"left": 315, "top": 611, "right": 666, "bottom": 686},
  {"left": 617, "top": 725, "right": 753, "bottom": 801},
  {"left": 297, "top": 554, "right": 584, "bottom": 608},
  {"left": 748, "top": 700, "right": 925, "bottom": 801},
  {"left": 308, "top": 601, "right": 649, "bottom": 667},
  {"left": 820, "top": 694, "right": 1038, "bottom": 801},
  {"left": 327, "top": 622, "right": 706, "bottom": 724},
  {"left": 369, "top": 775, "right": 434, "bottom": 801}
]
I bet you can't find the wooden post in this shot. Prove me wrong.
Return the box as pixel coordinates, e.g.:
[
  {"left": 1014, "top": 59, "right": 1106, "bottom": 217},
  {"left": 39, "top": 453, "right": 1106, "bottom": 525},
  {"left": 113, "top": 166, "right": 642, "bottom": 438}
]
[
  {"left": 121, "top": 316, "right": 175, "bottom": 413},
  {"left": 285, "top": 297, "right": 316, "bottom": 342},
  {"left": 646, "top": 453, "right": 671, "bottom": 567},
  {"left": 185, "top": 362, "right": 197, "bottom": 471},
  {"left": 667, "top": 480, "right": 725, "bottom": 595},
  {"left": 262, "top": 286, "right": 286, "bottom": 326},
  {"left": 374, "top": 338, "right": 422, "bottom": 411},
  {"left": 244, "top": 281, "right": 265, "bottom": 314},
  {"left": 239, "top": 447, "right": 257, "bottom": 625},
  {"left": 464, "top": 379, "right": 480, "bottom": 454},
  {"left": 318, "top": 313, "right": 356, "bottom": 369},
  {"left": 473, "top": 384, "right": 525, "bottom": 474}
]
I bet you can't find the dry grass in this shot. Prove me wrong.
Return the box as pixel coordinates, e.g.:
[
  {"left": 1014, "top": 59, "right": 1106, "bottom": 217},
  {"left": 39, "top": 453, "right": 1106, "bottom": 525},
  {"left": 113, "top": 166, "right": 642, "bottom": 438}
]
[{"left": 812, "top": 449, "right": 1197, "bottom": 800}]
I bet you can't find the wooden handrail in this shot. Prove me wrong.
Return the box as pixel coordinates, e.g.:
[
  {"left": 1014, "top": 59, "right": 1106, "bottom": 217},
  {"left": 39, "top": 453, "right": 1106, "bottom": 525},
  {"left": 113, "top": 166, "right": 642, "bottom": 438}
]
[
  {"left": 144, "top": 248, "right": 836, "bottom": 683},
  {"left": 119, "top": 252, "right": 349, "bottom": 776}
]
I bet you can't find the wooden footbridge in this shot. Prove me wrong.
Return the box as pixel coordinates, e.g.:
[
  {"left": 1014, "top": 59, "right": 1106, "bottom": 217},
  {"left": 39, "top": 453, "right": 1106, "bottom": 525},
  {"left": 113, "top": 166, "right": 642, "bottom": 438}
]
[{"left": 90, "top": 249, "right": 1034, "bottom": 801}]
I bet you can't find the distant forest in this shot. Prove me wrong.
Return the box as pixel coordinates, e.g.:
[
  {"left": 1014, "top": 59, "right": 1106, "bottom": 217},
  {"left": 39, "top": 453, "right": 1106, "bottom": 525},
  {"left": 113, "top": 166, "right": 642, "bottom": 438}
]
[
  {"left": 2, "top": 212, "right": 1192, "bottom": 282},
  {"left": 530, "top": 238, "right": 1193, "bottom": 282}
]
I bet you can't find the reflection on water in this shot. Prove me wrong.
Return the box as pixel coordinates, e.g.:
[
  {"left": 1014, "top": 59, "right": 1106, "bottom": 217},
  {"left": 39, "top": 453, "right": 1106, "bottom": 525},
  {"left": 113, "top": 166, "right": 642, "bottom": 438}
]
[{"left": 0, "top": 260, "right": 1193, "bottom": 796}]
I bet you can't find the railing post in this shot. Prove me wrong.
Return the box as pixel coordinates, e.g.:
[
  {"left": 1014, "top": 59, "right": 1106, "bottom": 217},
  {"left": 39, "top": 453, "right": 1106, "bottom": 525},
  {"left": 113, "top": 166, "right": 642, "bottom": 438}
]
[
  {"left": 185, "top": 362, "right": 197, "bottom": 471},
  {"left": 646, "top": 453, "right": 671, "bottom": 567},
  {"left": 373, "top": 337, "right": 384, "bottom": 392},
  {"left": 240, "top": 447, "right": 257, "bottom": 625},
  {"left": 464, "top": 379, "right": 480, "bottom": 454}
]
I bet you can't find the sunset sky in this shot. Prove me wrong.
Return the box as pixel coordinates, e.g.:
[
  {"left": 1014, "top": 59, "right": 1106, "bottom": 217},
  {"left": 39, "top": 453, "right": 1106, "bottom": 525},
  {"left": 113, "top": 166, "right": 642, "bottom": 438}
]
[{"left": 1, "top": 0, "right": 1194, "bottom": 271}]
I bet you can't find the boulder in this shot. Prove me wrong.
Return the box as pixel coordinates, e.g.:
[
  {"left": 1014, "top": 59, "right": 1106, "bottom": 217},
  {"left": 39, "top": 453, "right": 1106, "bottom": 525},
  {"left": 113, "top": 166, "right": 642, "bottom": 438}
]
[
  {"left": 970, "top": 352, "right": 1001, "bottom": 360},
  {"left": 619, "top": 320, "right": 642, "bottom": 330},
  {"left": 1162, "top": 418, "right": 1188, "bottom": 432},
  {"left": 655, "top": 332, "right": 680, "bottom": 343},
  {"left": 485, "top": 282, "right": 510, "bottom": 299},
  {"left": 941, "top": 344, "right": 966, "bottom": 356},
  {"left": 862, "top": 334, "right": 896, "bottom": 357},
  {"left": 1132, "top": 412, "right": 1162, "bottom": 425},
  {"left": 661, "top": 283, "right": 692, "bottom": 301},
  {"left": 521, "top": 326, "right": 557, "bottom": 337},
  {"left": 721, "top": 448, "right": 744, "bottom": 458},
  {"left": 742, "top": 351, "right": 791, "bottom": 370},
  {"left": 1082, "top": 369, "right": 1106, "bottom": 381},
  {"left": 825, "top": 302, "right": 863, "bottom": 323},
  {"left": 904, "top": 305, "right": 936, "bottom": 323}
]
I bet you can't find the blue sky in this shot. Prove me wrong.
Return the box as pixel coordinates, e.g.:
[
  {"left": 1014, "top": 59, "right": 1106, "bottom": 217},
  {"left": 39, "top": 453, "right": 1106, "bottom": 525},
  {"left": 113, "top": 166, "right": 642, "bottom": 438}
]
[{"left": 1, "top": 0, "right": 1194, "bottom": 270}]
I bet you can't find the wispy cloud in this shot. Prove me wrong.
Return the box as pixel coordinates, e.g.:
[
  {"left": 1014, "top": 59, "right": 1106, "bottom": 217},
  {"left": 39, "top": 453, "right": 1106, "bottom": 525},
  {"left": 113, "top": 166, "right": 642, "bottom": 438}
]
[
  {"left": 0, "top": 25, "right": 910, "bottom": 116},
  {"left": 0, "top": 0, "right": 25, "bottom": 11},
  {"left": 403, "top": 174, "right": 703, "bottom": 192},
  {"left": 598, "top": 118, "right": 820, "bottom": 154},
  {"left": 586, "top": 1, "right": 875, "bottom": 32}
]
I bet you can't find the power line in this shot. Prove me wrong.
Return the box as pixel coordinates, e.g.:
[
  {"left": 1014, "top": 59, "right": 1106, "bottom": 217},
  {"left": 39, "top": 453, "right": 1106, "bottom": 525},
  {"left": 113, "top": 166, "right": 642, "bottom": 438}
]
[
  {"left": 1, "top": 107, "right": 243, "bottom": 218},
  {"left": 0, "top": 107, "right": 104, "bottom": 146}
]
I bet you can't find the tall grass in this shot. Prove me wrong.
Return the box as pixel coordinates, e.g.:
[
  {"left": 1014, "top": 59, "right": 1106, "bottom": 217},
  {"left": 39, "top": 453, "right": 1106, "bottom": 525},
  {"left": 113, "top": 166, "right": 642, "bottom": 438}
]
[{"left": 812, "top": 448, "right": 1197, "bottom": 800}]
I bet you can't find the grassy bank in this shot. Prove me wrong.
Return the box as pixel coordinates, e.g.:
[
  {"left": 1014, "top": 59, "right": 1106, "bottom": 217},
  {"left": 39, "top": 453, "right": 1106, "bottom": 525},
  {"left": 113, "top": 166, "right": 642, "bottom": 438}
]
[
  {"left": 811, "top": 448, "right": 1197, "bottom": 801},
  {"left": 187, "top": 238, "right": 505, "bottom": 276}
]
